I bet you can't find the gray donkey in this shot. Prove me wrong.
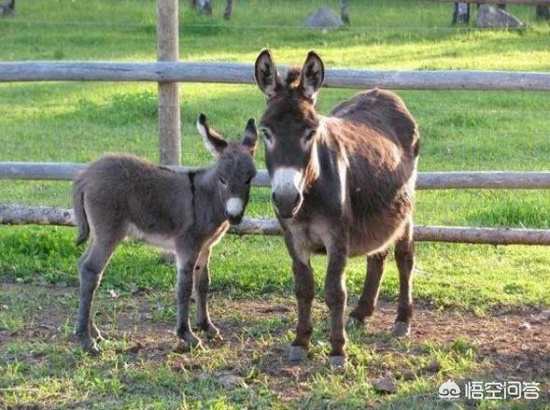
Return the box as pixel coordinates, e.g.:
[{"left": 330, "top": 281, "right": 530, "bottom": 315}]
[{"left": 73, "top": 114, "right": 258, "bottom": 354}]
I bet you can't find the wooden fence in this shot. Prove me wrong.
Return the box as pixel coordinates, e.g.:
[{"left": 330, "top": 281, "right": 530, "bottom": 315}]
[
  {"left": 1, "top": 62, "right": 550, "bottom": 91},
  {"left": 0, "top": 0, "right": 549, "bottom": 246}
]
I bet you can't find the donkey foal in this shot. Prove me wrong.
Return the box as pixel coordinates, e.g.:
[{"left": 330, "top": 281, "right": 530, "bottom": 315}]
[{"left": 73, "top": 114, "right": 258, "bottom": 354}]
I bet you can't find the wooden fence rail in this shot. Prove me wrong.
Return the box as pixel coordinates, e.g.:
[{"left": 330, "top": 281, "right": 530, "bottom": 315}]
[
  {"left": 1, "top": 62, "right": 550, "bottom": 91},
  {"left": 1, "top": 205, "right": 549, "bottom": 246},
  {"left": 1, "top": 162, "right": 550, "bottom": 190}
]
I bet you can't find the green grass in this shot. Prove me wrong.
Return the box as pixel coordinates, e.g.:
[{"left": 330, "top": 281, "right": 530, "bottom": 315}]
[
  {"left": 1, "top": 0, "right": 550, "bottom": 408},
  {"left": 2, "top": 284, "right": 548, "bottom": 409}
]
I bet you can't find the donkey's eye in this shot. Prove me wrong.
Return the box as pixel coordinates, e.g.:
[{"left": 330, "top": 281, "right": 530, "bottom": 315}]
[
  {"left": 305, "top": 130, "right": 316, "bottom": 142},
  {"left": 262, "top": 129, "right": 272, "bottom": 142},
  {"left": 219, "top": 177, "right": 228, "bottom": 187}
]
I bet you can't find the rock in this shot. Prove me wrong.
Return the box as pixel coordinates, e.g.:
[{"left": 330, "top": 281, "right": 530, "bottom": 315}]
[
  {"left": 125, "top": 342, "right": 144, "bottom": 354},
  {"left": 531, "top": 310, "right": 550, "bottom": 323},
  {"left": 171, "top": 360, "right": 186, "bottom": 373},
  {"left": 477, "top": 6, "right": 523, "bottom": 29},
  {"left": 289, "top": 346, "right": 308, "bottom": 363},
  {"left": 401, "top": 369, "right": 416, "bottom": 381},
  {"left": 328, "top": 355, "right": 346, "bottom": 368},
  {"left": 373, "top": 376, "right": 397, "bottom": 394},
  {"left": 215, "top": 372, "right": 247, "bottom": 390},
  {"left": 423, "top": 359, "right": 441, "bottom": 374},
  {"left": 304, "top": 7, "right": 343, "bottom": 29},
  {"left": 519, "top": 321, "right": 531, "bottom": 331}
]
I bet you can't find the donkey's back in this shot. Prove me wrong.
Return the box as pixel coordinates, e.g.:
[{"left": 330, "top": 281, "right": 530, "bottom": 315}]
[
  {"left": 323, "top": 89, "right": 420, "bottom": 256},
  {"left": 331, "top": 88, "right": 419, "bottom": 157},
  {"left": 73, "top": 154, "right": 192, "bottom": 246}
]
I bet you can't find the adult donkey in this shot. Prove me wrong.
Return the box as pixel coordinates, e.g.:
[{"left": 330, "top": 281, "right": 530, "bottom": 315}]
[{"left": 254, "top": 50, "right": 420, "bottom": 366}]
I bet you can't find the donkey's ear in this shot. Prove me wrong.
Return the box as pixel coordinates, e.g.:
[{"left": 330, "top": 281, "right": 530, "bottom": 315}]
[
  {"left": 254, "top": 49, "right": 282, "bottom": 99},
  {"left": 196, "top": 113, "right": 228, "bottom": 156},
  {"left": 242, "top": 118, "right": 258, "bottom": 157},
  {"left": 299, "top": 51, "right": 324, "bottom": 101}
]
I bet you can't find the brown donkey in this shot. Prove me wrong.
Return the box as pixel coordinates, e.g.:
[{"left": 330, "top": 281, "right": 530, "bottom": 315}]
[
  {"left": 255, "top": 50, "right": 420, "bottom": 366},
  {"left": 73, "top": 114, "right": 258, "bottom": 354}
]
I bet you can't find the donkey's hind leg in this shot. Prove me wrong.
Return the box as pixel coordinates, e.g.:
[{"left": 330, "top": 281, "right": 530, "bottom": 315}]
[
  {"left": 349, "top": 249, "right": 389, "bottom": 324},
  {"left": 392, "top": 221, "right": 414, "bottom": 338},
  {"left": 76, "top": 236, "right": 120, "bottom": 355},
  {"left": 78, "top": 243, "right": 105, "bottom": 343}
]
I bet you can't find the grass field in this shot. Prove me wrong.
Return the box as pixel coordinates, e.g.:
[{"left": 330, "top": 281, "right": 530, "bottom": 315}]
[{"left": 1, "top": 0, "right": 550, "bottom": 408}]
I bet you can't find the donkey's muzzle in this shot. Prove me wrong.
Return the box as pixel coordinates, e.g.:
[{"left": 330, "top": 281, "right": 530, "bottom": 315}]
[
  {"left": 226, "top": 212, "right": 243, "bottom": 225},
  {"left": 271, "top": 191, "right": 302, "bottom": 219}
]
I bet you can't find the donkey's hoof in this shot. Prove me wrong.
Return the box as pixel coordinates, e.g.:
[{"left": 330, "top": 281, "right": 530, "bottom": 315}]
[
  {"left": 90, "top": 329, "right": 105, "bottom": 342},
  {"left": 179, "top": 330, "right": 204, "bottom": 347},
  {"left": 206, "top": 329, "right": 222, "bottom": 341},
  {"left": 289, "top": 346, "right": 308, "bottom": 363},
  {"left": 78, "top": 333, "right": 102, "bottom": 356},
  {"left": 83, "top": 342, "right": 102, "bottom": 356},
  {"left": 173, "top": 340, "right": 204, "bottom": 353},
  {"left": 191, "top": 341, "right": 205, "bottom": 351},
  {"left": 328, "top": 355, "right": 347, "bottom": 368},
  {"left": 201, "top": 323, "right": 222, "bottom": 341},
  {"left": 187, "top": 338, "right": 205, "bottom": 350},
  {"left": 392, "top": 321, "right": 410, "bottom": 338},
  {"left": 348, "top": 309, "right": 367, "bottom": 325},
  {"left": 173, "top": 341, "right": 191, "bottom": 354}
]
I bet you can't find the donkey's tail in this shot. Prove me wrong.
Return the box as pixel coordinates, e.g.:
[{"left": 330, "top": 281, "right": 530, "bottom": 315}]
[{"left": 72, "top": 179, "right": 90, "bottom": 246}]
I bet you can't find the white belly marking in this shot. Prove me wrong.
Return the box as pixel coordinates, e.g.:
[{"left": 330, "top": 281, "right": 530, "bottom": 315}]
[{"left": 127, "top": 224, "right": 176, "bottom": 251}]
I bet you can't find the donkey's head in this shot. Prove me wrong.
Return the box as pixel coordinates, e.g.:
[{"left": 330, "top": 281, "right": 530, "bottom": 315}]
[
  {"left": 254, "top": 49, "right": 324, "bottom": 219},
  {"left": 197, "top": 114, "right": 258, "bottom": 225}
]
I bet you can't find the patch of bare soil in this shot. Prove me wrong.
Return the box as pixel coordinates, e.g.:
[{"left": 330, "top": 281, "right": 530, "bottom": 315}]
[{"left": 1, "top": 284, "right": 549, "bottom": 403}]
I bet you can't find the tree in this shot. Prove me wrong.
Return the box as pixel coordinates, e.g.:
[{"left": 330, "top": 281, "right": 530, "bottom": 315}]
[
  {"left": 452, "top": 2, "right": 470, "bottom": 24},
  {"left": 223, "top": 0, "right": 232, "bottom": 20},
  {"left": 189, "top": 0, "right": 212, "bottom": 16},
  {"left": 339, "top": 0, "right": 350, "bottom": 25},
  {"left": 189, "top": 0, "right": 233, "bottom": 19},
  {"left": 536, "top": 5, "right": 550, "bottom": 20}
]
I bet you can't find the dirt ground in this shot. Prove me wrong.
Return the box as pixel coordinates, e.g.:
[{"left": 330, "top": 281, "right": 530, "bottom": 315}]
[{"left": 1, "top": 284, "right": 549, "bottom": 406}]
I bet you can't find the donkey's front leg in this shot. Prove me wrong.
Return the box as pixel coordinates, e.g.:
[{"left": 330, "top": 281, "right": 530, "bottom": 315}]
[
  {"left": 175, "top": 248, "right": 203, "bottom": 350},
  {"left": 286, "top": 238, "right": 314, "bottom": 363},
  {"left": 324, "top": 239, "right": 349, "bottom": 367},
  {"left": 194, "top": 248, "right": 221, "bottom": 340}
]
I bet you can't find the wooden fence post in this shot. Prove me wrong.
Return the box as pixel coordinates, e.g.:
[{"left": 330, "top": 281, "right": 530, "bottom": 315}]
[{"left": 157, "top": 0, "right": 181, "bottom": 166}]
